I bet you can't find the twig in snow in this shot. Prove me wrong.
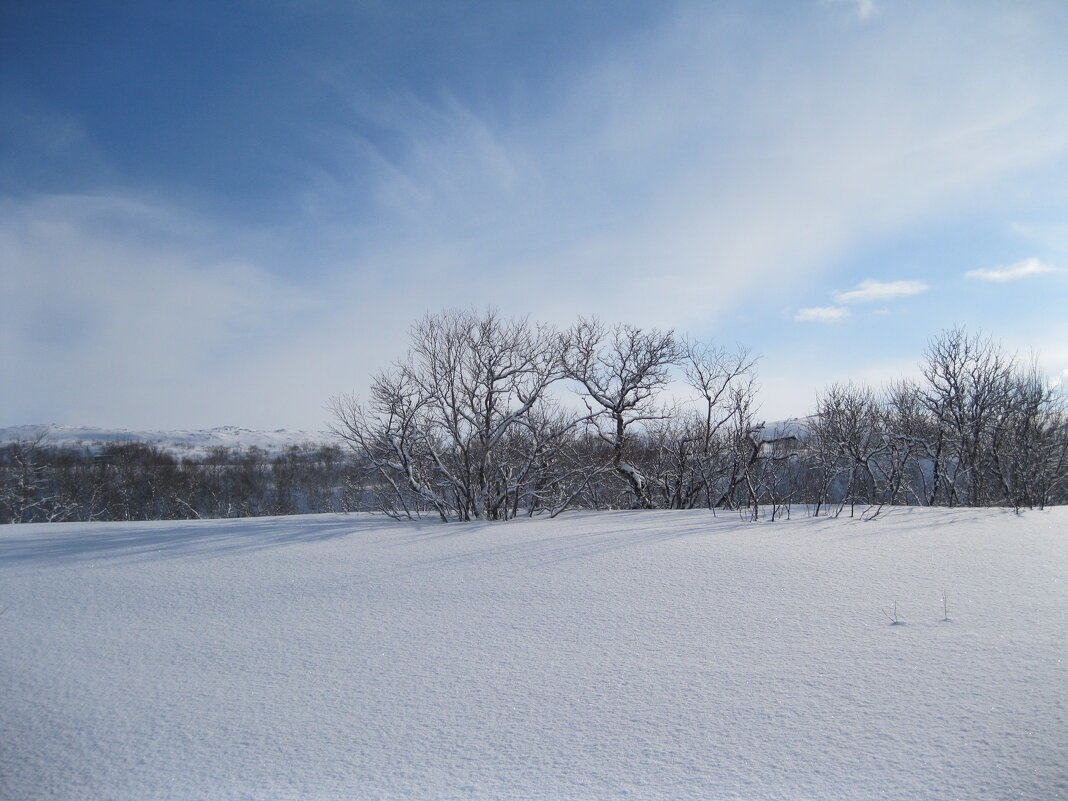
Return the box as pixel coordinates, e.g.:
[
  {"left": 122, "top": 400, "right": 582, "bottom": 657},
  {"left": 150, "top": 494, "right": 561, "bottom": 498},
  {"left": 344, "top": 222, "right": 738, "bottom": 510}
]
[{"left": 882, "top": 600, "right": 904, "bottom": 625}]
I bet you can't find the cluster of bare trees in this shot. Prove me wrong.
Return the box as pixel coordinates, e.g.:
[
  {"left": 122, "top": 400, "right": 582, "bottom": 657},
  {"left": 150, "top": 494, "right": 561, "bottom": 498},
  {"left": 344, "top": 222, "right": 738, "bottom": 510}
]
[
  {"left": 330, "top": 309, "right": 764, "bottom": 520},
  {"left": 332, "top": 312, "right": 1067, "bottom": 521},
  {"left": 0, "top": 440, "right": 360, "bottom": 524},
  {"left": 808, "top": 328, "right": 1068, "bottom": 514}
]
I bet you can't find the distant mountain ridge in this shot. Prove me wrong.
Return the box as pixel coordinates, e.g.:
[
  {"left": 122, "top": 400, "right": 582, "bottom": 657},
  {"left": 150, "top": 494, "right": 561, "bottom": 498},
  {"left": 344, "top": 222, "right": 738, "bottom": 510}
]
[
  {"left": 0, "top": 424, "right": 334, "bottom": 456},
  {"left": 1, "top": 418, "right": 815, "bottom": 457}
]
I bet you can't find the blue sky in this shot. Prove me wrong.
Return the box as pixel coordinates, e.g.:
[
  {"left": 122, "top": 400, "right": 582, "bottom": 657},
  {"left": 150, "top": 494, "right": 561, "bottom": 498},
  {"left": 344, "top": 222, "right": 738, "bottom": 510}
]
[{"left": 3, "top": 0, "right": 1067, "bottom": 430}]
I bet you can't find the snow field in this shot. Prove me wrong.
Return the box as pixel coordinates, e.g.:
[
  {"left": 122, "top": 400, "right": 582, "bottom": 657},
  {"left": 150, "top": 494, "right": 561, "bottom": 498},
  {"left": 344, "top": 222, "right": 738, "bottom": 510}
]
[{"left": 1, "top": 507, "right": 1066, "bottom": 800}]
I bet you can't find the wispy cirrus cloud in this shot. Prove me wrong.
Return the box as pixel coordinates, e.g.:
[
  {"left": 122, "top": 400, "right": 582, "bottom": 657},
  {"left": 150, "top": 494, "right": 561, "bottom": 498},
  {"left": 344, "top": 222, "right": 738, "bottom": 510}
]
[
  {"left": 794, "top": 306, "right": 851, "bottom": 323},
  {"left": 833, "top": 279, "right": 929, "bottom": 304},
  {"left": 6, "top": 1, "right": 1068, "bottom": 429},
  {"left": 825, "top": 0, "right": 877, "bottom": 21},
  {"left": 964, "top": 257, "right": 1065, "bottom": 282}
]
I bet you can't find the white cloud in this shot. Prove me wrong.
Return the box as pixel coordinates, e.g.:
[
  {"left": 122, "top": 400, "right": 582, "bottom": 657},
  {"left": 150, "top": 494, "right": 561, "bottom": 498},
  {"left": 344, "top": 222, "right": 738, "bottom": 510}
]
[
  {"left": 964, "top": 257, "right": 1065, "bottom": 282},
  {"left": 834, "top": 279, "right": 929, "bottom": 304},
  {"left": 794, "top": 306, "right": 851, "bottom": 323}
]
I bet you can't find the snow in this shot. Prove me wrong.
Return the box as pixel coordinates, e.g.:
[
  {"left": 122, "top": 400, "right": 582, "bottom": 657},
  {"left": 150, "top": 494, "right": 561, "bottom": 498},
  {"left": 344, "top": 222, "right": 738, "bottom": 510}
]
[{"left": 2, "top": 507, "right": 1066, "bottom": 800}]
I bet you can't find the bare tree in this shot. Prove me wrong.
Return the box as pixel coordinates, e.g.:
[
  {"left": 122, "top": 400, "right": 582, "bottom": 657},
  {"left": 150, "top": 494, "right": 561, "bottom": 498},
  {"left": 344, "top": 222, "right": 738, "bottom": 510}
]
[
  {"left": 811, "top": 382, "right": 888, "bottom": 515},
  {"left": 331, "top": 366, "right": 451, "bottom": 521},
  {"left": 408, "top": 309, "right": 567, "bottom": 519},
  {"left": 989, "top": 364, "right": 1068, "bottom": 510},
  {"left": 331, "top": 309, "right": 569, "bottom": 521},
  {"left": 509, "top": 401, "right": 610, "bottom": 517},
  {"left": 680, "top": 340, "right": 760, "bottom": 509},
  {"left": 882, "top": 379, "right": 936, "bottom": 506},
  {"left": 919, "top": 328, "right": 1015, "bottom": 506},
  {"left": 564, "top": 318, "right": 679, "bottom": 509}
]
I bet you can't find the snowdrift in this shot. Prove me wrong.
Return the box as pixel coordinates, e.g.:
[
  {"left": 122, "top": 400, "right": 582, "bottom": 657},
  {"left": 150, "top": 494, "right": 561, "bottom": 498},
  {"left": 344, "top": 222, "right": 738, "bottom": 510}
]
[{"left": 2, "top": 507, "right": 1066, "bottom": 800}]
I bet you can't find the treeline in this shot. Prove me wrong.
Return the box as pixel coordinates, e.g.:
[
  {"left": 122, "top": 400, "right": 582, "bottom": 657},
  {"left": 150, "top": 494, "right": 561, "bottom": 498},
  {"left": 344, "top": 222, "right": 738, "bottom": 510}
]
[
  {"left": 4, "top": 311, "right": 1066, "bottom": 524},
  {"left": 807, "top": 329, "right": 1067, "bottom": 514},
  {"left": 0, "top": 442, "right": 363, "bottom": 524},
  {"left": 331, "top": 311, "right": 1068, "bottom": 521}
]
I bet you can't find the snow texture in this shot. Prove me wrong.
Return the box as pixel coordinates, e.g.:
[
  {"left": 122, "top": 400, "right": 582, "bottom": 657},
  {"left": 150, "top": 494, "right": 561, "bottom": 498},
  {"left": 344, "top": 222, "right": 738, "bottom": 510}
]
[{"left": 2, "top": 507, "right": 1066, "bottom": 800}]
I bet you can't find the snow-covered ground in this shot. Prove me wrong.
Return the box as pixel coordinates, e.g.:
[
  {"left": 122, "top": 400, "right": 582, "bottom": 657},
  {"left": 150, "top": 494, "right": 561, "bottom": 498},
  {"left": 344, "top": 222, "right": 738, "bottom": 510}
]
[
  {"left": 0, "top": 424, "right": 332, "bottom": 456},
  {"left": 2, "top": 507, "right": 1065, "bottom": 800}
]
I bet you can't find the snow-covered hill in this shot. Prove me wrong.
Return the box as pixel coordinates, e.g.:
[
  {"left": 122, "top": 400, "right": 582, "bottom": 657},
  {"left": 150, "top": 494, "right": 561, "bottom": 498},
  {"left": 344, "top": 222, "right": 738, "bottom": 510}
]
[
  {"left": 0, "top": 423, "right": 333, "bottom": 456},
  {"left": 2, "top": 507, "right": 1065, "bottom": 800}
]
